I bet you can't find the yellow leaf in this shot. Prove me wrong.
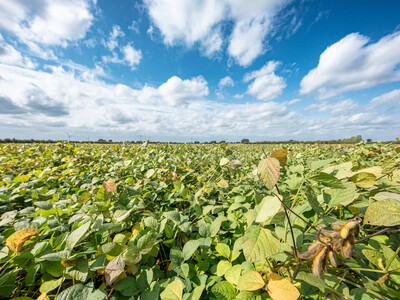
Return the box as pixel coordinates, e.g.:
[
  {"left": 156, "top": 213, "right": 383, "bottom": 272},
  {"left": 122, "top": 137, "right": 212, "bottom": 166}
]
[
  {"left": 6, "top": 228, "right": 39, "bottom": 252},
  {"left": 267, "top": 273, "right": 300, "bottom": 300},
  {"left": 37, "top": 292, "right": 48, "bottom": 300},
  {"left": 132, "top": 223, "right": 141, "bottom": 236},
  {"left": 102, "top": 178, "right": 117, "bottom": 192},
  {"left": 218, "top": 178, "right": 229, "bottom": 189},
  {"left": 61, "top": 258, "right": 78, "bottom": 267},
  {"left": 270, "top": 149, "right": 288, "bottom": 166}
]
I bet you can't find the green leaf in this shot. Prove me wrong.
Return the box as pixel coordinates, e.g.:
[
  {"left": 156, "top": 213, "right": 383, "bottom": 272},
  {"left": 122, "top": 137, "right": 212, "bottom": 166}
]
[
  {"left": 242, "top": 225, "right": 280, "bottom": 263},
  {"left": 257, "top": 157, "right": 280, "bottom": 190},
  {"left": 146, "top": 169, "right": 155, "bottom": 178},
  {"left": 255, "top": 195, "right": 281, "bottom": 222},
  {"left": 160, "top": 279, "right": 183, "bottom": 300},
  {"left": 102, "top": 242, "right": 123, "bottom": 256},
  {"left": 113, "top": 277, "right": 139, "bottom": 297},
  {"left": 217, "top": 260, "right": 232, "bottom": 277},
  {"left": 210, "top": 216, "right": 226, "bottom": 237},
  {"left": 211, "top": 281, "right": 236, "bottom": 300},
  {"left": 216, "top": 243, "right": 231, "bottom": 260},
  {"left": 187, "top": 284, "right": 205, "bottom": 300},
  {"left": 350, "top": 172, "right": 377, "bottom": 188},
  {"left": 0, "top": 269, "right": 18, "bottom": 297},
  {"left": 66, "top": 221, "right": 91, "bottom": 251},
  {"left": 40, "top": 278, "right": 63, "bottom": 293},
  {"left": 137, "top": 231, "right": 157, "bottom": 254},
  {"left": 364, "top": 198, "right": 400, "bottom": 226},
  {"left": 224, "top": 265, "right": 242, "bottom": 285},
  {"left": 308, "top": 172, "right": 344, "bottom": 188},
  {"left": 324, "top": 182, "right": 358, "bottom": 208},
  {"left": 305, "top": 187, "right": 323, "bottom": 214},
  {"left": 237, "top": 271, "right": 265, "bottom": 291},
  {"left": 182, "top": 239, "right": 201, "bottom": 261}
]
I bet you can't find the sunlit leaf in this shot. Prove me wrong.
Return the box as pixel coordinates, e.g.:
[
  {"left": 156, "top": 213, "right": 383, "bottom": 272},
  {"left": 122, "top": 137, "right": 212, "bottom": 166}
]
[
  {"left": 5, "top": 228, "right": 39, "bottom": 252},
  {"left": 257, "top": 157, "right": 280, "bottom": 190},
  {"left": 237, "top": 271, "right": 265, "bottom": 291},
  {"left": 364, "top": 198, "right": 400, "bottom": 226},
  {"left": 267, "top": 273, "right": 300, "bottom": 300},
  {"left": 242, "top": 225, "right": 280, "bottom": 263},
  {"left": 160, "top": 279, "right": 183, "bottom": 300}
]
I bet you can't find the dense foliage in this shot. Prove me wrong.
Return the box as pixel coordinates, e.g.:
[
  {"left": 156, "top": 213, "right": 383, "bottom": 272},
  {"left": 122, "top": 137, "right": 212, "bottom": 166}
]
[{"left": 0, "top": 142, "right": 399, "bottom": 299}]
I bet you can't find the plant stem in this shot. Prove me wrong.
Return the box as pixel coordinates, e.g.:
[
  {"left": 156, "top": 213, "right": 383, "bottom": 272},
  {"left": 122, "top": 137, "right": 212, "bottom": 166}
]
[
  {"left": 270, "top": 190, "right": 318, "bottom": 231},
  {"left": 350, "top": 267, "right": 387, "bottom": 274},
  {"left": 284, "top": 177, "right": 305, "bottom": 241},
  {"left": 355, "top": 227, "right": 391, "bottom": 244},
  {"left": 385, "top": 244, "right": 400, "bottom": 272}
]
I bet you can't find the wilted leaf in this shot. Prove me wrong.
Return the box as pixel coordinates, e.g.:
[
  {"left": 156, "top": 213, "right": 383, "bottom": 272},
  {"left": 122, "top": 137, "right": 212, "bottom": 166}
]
[
  {"left": 270, "top": 149, "right": 288, "bottom": 166},
  {"left": 242, "top": 225, "right": 280, "bottom": 263},
  {"left": 160, "top": 279, "right": 183, "bottom": 300},
  {"left": 237, "top": 271, "right": 265, "bottom": 291},
  {"left": 229, "top": 160, "right": 243, "bottom": 169},
  {"left": 257, "top": 158, "right": 280, "bottom": 190},
  {"left": 102, "top": 178, "right": 117, "bottom": 192},
  {"left": 218, "top": 178, "right": 229, "bottom": 189},
  {"left": 5, "top": 228, "right": 39, "bottom": 252},
  {"left": 255, "top": 196, "right": 281, "bottom": 222},
  {"left": 267, "top": 273, "right": 300, "bottom": 300},
  {"left": 364, "top": 198, "right": 400, "bottom": 226},
  {"left": 105, "top": 255, "right": 125, "bottom": 285}
]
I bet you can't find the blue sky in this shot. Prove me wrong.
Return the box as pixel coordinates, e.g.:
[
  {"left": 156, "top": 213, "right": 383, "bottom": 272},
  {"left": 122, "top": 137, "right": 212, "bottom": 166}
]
[{"left": 0, "top": 0, "right": 399, "bottom": 142}]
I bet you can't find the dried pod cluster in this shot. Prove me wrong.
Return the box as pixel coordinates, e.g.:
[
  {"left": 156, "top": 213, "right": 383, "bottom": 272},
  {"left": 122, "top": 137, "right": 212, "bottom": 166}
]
[{"left": 298, "top": 217, "right": 362, "bottom": 277}]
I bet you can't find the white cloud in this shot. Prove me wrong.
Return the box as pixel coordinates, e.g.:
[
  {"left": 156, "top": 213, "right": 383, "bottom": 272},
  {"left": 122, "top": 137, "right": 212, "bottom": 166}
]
[
  {"left": 305, "top": 99, "right": 359, "bottom": 115},
  {"left": 138, "top": 76, "right": 209, "bottom": 106},
  {"left": 367, "top": 89, "right": 400, "bottom": 110},
  {"left": 0, "top": 35, "right": 36, "bottom": 68},
  {"left": 0, "top": 0, "right": 93, "bottom": 48},
  {"left": 144, "top": 0, "right": 289, "bottom": 65},
  {"left": 105, "top": 25, "right": 125, "bottom": 51},
  {"left": 1, "top": 62, "right": 398, "bottom": 142},
  {"left": 287, "top": 98, "right": 302, "bottom": 105},
  {"left": 122, "top": 44, "right": 142, "bottom": 69},
  {"left": 218, "top": 76, "right": 234, "bottom": 89},
  {"left": 244, "top": 61, "right": 286, "bottom": 101},
  {"left": 300, "top": 31, "right": 400, "bottom": 99}
]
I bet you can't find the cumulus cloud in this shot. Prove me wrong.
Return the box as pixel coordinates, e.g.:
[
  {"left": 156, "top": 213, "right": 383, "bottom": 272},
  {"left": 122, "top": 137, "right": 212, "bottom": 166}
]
[
  {"left": 305, "top": 99, "right": 359, "bottom": 115},
  {"left": 218, "top": 76, "right": 234, "bottom": 89},
  {"left": 0, "top": 35, "right": 36, "bottom": 68},
  {"left": 0, "top": 0, "right": 93, "bottom": 48},
  {"left": 121, "top": 44, "right": 142, "bottom": 69},
  {"left": 367, "top": 89, "right": 400, "bottom": 110},
  {"left": 104, "top": 25, "right": 125, "bottom": 51},
  {"left": 244, "top": 61, "right": 286, "bottom": 101},
  {"left": 144, "top": 0, "right": 290, "bottom": 65},
  {"left": 1, "top": 62, "right": 398, "bottom": 141},
  {"left": 138, "top": 76, "right": 209, "bottom": 106},
  {"left": 300, "top": 31, "right": 400, "bottom": 99}
]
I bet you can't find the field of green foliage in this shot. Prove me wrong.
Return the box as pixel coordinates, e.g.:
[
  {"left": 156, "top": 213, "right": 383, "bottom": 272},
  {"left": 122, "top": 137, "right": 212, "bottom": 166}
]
[{"left": 0, "top": 142, "right": 399, "bottom": 299}]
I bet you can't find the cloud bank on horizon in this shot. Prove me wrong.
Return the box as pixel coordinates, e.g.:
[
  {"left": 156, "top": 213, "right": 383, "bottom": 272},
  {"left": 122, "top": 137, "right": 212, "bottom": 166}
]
[{"left": 0, "top": 0, "right": 399, "bottom": 142}]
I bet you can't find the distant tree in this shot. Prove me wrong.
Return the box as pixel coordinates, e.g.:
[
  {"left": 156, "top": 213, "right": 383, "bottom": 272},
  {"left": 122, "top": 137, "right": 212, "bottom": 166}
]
[
  {"left": 210, "top": 141, "right": 216, "bottom": 144},
  {"left": 241, "top": 138, "right": 250, "bottom": 143}
]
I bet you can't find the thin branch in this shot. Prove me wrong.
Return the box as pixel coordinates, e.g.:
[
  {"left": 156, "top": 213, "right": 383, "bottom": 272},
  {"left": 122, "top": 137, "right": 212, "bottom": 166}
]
[
  {"left": 355, "top": 227, "right": 391, "bottom": 244},
  {"left": 270, "top": 190, "right": 318, "bottom": 231}
]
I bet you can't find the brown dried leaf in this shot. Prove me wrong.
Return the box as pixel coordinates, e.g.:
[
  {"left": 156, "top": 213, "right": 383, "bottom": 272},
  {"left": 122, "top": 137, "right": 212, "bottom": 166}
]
[
  {"left": 103, "top": 178, "right": 117, "bottom": 192},
  {"left": 270, "top": 149, "right": 288, "bottom": 166},
  {"left": 5, "top": 228, "right": 39, "bottom": 252}
]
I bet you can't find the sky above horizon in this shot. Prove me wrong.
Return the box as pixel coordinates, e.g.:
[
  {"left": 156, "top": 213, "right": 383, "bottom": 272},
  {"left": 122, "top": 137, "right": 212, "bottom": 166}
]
[{"left": 0, "top": 0, "right": 399, "bottom": 142}]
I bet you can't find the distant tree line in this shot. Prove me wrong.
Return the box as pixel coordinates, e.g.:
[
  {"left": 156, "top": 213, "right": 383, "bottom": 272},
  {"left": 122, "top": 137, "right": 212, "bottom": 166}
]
[{"left": 0, "top": 135, "right": 399, "bottom": 144}]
